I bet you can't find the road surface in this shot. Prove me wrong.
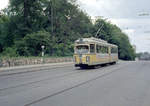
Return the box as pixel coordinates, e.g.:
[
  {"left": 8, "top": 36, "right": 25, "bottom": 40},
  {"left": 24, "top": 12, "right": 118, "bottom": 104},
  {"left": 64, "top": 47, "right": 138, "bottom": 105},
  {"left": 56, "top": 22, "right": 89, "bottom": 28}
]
[{"left": 0, "top": 61, "right": 150, "bottom": 106}]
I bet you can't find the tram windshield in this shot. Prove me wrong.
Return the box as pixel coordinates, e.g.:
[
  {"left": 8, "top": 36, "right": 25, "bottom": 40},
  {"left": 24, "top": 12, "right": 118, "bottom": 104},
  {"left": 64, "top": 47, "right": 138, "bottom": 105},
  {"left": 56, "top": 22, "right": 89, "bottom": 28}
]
[{"left": 75, "top": 45, "right": 89, "bottom": 54}]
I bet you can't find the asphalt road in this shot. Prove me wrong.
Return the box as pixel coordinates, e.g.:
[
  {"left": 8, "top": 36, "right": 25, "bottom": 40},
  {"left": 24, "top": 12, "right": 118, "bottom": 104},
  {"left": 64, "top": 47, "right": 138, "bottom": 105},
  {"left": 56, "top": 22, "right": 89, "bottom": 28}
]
[{"left": 0, "top": 61, "right": 150, "bottom": 106}]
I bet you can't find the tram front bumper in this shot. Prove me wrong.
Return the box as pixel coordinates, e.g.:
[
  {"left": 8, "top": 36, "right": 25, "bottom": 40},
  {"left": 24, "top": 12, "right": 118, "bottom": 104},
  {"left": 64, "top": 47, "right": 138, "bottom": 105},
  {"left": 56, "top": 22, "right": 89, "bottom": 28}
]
[{"left": 75, "top": 64, "right": 89, "bottom": 67}]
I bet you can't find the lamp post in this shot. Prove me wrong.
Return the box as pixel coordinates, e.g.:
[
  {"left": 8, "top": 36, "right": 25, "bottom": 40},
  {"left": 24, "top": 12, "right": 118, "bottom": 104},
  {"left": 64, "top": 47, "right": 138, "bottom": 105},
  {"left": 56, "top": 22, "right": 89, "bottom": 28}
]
[
  {"left": 41, "top": 45, "right": 45, "bottom": 63},
  {"left": 41, "top": 45, "right": 45, "bottom": 57}
]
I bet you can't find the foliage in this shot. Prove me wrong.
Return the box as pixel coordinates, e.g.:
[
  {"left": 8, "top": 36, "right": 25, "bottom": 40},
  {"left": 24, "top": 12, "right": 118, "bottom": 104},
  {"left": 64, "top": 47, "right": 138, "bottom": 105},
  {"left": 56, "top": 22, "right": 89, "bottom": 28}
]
[
  {"left": 0, "top": 0, "right": 135, "bottom": 60},
  {"left": 0, "top": 13, "right": 10, "bottom": 52},
  {"left": 136, "top": 52, "right": 150, "bottom": 60},
  {"left": 93, "top": 18, "right": 136, "bottom": 60},
  {"left": 0, "top": 47, "right": 18, "bottom": 57},
  {"left": 15, "top": 30, "right": 52, "bottom": 56}
]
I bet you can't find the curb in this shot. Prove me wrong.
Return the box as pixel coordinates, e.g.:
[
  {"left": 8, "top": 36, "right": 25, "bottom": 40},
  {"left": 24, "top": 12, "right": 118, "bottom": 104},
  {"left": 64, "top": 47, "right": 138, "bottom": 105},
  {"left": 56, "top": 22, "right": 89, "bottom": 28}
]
[{"left": 0, "top": 62, "right": 74, "bottom": 72}]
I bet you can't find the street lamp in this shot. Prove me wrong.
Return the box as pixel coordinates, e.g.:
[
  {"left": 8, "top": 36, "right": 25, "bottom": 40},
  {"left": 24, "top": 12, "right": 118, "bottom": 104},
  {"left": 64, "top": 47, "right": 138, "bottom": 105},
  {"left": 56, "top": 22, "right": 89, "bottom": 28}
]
[
  {"left": 41, "top": 45, "right": 45, "bottom": 64},
  {"left": 41, "top": 45, "right": 45, "bottom": 57}
]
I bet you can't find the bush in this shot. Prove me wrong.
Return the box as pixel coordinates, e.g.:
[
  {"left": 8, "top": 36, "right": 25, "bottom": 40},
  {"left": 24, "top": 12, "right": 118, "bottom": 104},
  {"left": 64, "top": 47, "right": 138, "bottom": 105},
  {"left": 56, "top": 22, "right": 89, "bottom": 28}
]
[
  {"left": 15, "top": 30, "right": 53, "bottom": 56},
  {"left": 0, "top": 47, "right": 18, "bottom": 57}
]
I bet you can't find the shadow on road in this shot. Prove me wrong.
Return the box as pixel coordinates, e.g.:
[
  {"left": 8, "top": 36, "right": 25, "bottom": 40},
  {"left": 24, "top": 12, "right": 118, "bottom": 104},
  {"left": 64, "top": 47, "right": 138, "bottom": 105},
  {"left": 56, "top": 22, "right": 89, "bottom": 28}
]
[{"left": 75, "top": 63, "right": 117, "bottom": 70}]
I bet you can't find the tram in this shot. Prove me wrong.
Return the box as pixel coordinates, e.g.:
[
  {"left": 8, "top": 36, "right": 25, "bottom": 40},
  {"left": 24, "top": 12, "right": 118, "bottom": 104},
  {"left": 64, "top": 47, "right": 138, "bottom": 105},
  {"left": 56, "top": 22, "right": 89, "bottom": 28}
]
[{"left": 73, "top": 37, "right": 118, "bottom": 68}]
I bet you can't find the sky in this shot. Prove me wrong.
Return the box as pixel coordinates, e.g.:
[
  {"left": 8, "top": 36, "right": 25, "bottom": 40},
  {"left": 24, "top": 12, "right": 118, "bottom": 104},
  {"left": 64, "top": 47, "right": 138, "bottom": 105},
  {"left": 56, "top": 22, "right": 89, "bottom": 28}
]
[
  {"left": 77, "top": 0, "right": 150, "bottom": 53},
  {"left": 0, "top": 0, "right": 9, "bottom": 10},
  {"left": 0, "top": 0, "right": 150, "bottom": 53}
]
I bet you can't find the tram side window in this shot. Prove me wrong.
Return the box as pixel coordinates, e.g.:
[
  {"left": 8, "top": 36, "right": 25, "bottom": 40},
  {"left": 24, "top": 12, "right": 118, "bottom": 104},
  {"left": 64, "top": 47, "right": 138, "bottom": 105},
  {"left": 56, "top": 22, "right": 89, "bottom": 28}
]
[
  {"left": 111, "top": 47, "right": 118, "bottom": 53},
  {"left": 96, "top": 45, "right": 100, "bottom": 53},
  {"left": 96, "top": 45, "right": 108, "bottom": 54},
  {"left": 90, "top": 44, "right": 95, "bottom": 53},
  {"left": 101, "top": 46, "right": 108, "bottom": 54}
]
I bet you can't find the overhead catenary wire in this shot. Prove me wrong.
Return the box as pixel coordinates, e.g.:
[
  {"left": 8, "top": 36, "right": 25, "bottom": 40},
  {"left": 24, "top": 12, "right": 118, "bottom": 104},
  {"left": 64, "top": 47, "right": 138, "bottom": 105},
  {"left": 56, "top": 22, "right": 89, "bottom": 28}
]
[{"left": 95, "top": 23, "right": 104, "bottom": 38}]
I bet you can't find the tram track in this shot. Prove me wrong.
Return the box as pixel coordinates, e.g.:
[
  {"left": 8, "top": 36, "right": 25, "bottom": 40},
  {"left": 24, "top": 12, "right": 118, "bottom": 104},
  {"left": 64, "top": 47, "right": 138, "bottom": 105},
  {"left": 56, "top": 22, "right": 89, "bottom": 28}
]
[
  {"left": 0, "top": 64, "right": 120, "bottom": 94},
  {"left": 0, "top": 68, "right": 80, "bottom": 92},
  {"left": 24, "top": 63, "right": 128, "bottom": 106},
  {"left": 0, "top": 61, "right": 149, "bottom": 106},
  {"left": 0, "top": 61, "right": 133, "bottom": 106}
]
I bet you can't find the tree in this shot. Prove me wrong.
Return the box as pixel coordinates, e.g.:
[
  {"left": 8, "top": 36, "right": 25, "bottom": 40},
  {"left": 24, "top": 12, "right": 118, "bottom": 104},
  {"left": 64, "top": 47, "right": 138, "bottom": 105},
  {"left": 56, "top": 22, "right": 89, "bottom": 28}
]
[
  {"left": 0, "top": 0, "right": 135, "bottom": 60},
  {"left": 93, "top": 18, "right": 135, "bottom": 60},
  {"left": 0, "top": 12, "right": 10, "bottom": 52},
  {"left": 15, "top": 30, "right": 52, "bottom": 56}
]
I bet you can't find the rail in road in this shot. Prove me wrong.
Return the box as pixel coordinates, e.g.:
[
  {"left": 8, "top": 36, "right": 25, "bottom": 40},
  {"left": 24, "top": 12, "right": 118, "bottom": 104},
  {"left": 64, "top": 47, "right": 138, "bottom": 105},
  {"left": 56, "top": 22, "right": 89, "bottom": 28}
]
[
  {"left": 0, "top": 61, "right": 150, "bottom": 106},
  {"left": 25, "top": 64, "right": 128, "bottom": 106},
  {"left": 0, "top": 62, "right": 122, "bottom": 91}
]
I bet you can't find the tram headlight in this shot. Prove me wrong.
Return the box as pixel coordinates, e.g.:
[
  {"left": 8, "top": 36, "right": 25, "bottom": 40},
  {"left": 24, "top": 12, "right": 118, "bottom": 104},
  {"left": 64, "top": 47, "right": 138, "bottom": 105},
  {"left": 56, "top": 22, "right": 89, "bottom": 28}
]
[{"left": 86, "top": 56, "right": 90, "bottom": 62}]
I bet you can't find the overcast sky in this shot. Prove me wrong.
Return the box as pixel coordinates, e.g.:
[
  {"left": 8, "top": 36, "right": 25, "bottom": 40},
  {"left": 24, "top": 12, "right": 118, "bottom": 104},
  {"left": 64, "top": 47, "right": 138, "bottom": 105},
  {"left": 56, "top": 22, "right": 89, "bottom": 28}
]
[
  {"left": 0, "top": 0, "right": 150, "bottom": 53},
  {"left": 77, "top": 0, "right": 150, "bottom": 53},
  {"left": 0, "top": 0, "right": 9, "bottom": 10}
]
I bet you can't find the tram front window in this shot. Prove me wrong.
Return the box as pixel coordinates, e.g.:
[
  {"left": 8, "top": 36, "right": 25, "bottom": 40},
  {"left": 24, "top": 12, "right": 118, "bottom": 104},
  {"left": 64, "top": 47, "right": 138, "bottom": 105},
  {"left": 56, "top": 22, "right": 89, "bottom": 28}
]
[{"left": 75, "top": 45, "right": 89, "bottom": 54}]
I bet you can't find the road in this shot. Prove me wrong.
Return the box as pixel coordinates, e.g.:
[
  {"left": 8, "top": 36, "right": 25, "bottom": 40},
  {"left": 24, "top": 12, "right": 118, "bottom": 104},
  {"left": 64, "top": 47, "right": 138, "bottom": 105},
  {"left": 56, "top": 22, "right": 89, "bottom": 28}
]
[{"left": 0, "top": 61, "right": 150, "bottom": 106}]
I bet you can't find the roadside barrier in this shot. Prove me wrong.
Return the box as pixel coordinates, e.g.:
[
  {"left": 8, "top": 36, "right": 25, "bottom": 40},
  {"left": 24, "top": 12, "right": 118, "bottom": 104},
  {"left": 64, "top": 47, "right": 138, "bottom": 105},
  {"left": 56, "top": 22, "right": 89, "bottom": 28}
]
[{"left": 0, "top": 57, "right": 73, "bottom": 68}]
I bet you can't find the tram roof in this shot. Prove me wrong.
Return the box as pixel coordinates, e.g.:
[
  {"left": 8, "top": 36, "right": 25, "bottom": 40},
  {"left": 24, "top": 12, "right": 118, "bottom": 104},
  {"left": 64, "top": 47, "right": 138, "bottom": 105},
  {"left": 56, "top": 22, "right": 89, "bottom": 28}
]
[{"left": 75, "top": 37, "right": 117, "bottom": 47}]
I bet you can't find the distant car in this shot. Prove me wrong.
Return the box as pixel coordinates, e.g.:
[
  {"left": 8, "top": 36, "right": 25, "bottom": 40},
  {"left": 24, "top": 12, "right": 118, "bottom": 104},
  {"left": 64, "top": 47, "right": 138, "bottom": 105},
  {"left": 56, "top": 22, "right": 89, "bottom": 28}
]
[{"left": 73, "top": 37, "right": 118, "bottom": 68}]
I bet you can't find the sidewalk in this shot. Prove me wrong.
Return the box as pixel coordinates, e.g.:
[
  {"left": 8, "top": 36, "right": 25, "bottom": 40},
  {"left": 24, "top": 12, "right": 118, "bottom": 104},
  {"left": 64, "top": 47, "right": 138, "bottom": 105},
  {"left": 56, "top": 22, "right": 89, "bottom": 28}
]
[{"left": 0, "top": 62, "right": 73, "bottom": 76}]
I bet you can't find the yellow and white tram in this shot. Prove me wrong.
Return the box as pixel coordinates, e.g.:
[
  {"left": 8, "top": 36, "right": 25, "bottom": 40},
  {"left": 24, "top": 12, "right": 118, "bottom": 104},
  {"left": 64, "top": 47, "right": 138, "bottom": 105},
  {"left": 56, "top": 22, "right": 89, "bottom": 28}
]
[{"left": 73, "top": 37, "right": 118, "bottom": 68}]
